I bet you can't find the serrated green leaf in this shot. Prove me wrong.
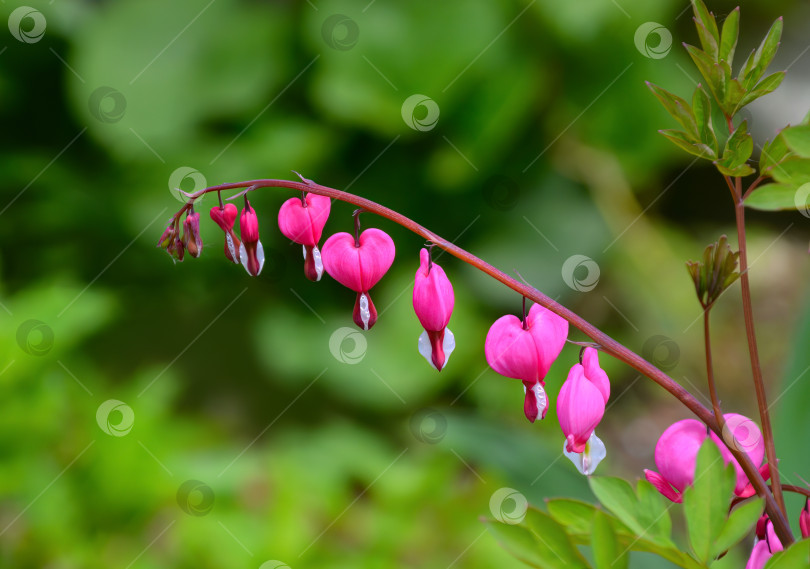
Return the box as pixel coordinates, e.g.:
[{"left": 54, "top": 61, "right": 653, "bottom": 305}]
[
  {"left": 547, "top": 499, "right": 597, "bottom": 536},
  {"left": 685, "top": 44, "right": 727, "bottom": 112},
  {"left": 772, "top": 158, "right": 810, "bottom": 185},
  {"left": 647, "top": 82, "right": 699, "bottom": 137},
  {"left": 712, "top": 498, "right": 764, "bottom": 557},
  {"left": 781, "top": 125, "right": 810, "bottom": 158},
  {"left": 483, "top": 519, "right": 544, "bottom": 568},
  {"left": 691, "top": 0, "right": 719, "bottom": 50},
  {"left": 659, "top": 129, "right": 715, "bottom": 159},
  {"left": 523, "top": 508, "right": 592, "bottom": 568},
  {"left": 763, "top": 539, "right": 810, "bottom": 569},
  {"left": 745, "top": 182, "right": 810, "bottom": 212},
  {"left": 693, "top": 86, "right": 718, "bottom": 154},
  {"left": 737, "top": 72, "right": 785, "bottom": 111},
  {"left": 592, "top": 510, "right": 628, "bottom": 569},
  {"left": 683, "top": 441, "right": 736, "bottom": 563},
  {"left": 743, "top": 18, "right": 783, "bottom": 89},
  {"left": 761, "top": 133, "right": 793, "bottom": 174},
  {"left": 719, "top": 7, "right": 739, "bottom": 64}
]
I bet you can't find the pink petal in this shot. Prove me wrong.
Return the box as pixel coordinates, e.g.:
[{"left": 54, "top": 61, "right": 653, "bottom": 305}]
[
  {"left": 557, "top": 364, "right": 605, "bottom": 452},
  {"left": 278, "top": 193, "right": 331, "bottom": 246},
  {"left": 485, "top": 315, "right": 540, "bottom": 382},
  {"left": 322, "top": 229, "right": 395, "bottom": 292},
  {"left": 413, "top": 248, "right": 454, "bottom": 331},
  {"left": 745, "top": 540, "right": 772, "bottom": 569},
  {"left": 644, "top": 469, "right": 683, "bottom": 503},
  {"left": 654, "top": 419, "right": 706, "bottom": 493},
  {"left": 582, "top": 347, "right": 610, "bottom": 403},
  {"left": 526, "top": 304, "right": 569, "bottom": 381},
  {"left": 711, "top": 413, "right": 765, "bottom": 495}
]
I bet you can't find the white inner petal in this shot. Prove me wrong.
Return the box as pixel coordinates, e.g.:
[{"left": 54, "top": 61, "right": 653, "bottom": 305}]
[
  {"left": 313, "top": 245, "right": 323, "bottom": 281},
  {"left": 563, "top": 431, "right": 606, "bottom": 476},
  {"left": 417, "top": 330, "right": 435, "bottom": 370},
  {"left": 442, "top": 328, "right": 455, "bottom": 365},
  {"left": 302, "top": 244, "right": 307, "bottom": 260},
  {"left": 226, "top": 233, "right": 238, "bottom": 263},
  {"left": 255, "top": 240, "right": 265, "bottom": 274},
  {"left": 523, "top": 382, "right": 547, "bottom": 422},
  {"left": 239, "top": 240, "right": 266, "bottom": 276},
  {"left": 359, "top": 293, "right": 370, "bottom": 330},
  {"left": 239, "top": 242, "right": 248, "bottom": 273}
]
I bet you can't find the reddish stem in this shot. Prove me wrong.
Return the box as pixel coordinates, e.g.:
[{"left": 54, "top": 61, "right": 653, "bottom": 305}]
[{"left": 167, "top": 178, "right": 794, "bottom": 546}]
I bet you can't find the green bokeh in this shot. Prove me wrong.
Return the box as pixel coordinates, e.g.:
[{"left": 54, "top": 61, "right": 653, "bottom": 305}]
[{"left": 1, "top": 0, "right": 808, "bottom": 567}]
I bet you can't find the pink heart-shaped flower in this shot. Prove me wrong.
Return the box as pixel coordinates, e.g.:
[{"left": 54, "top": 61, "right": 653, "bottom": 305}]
[
  {"left": 278, "top": 193, "right": 331, "bottom": 247},
  {"left": 322, "top": 228, "right": 395, "bottom": 292}
]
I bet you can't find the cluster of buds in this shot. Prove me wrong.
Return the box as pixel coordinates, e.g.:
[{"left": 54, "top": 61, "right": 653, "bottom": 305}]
[{"left": 157, "top": 204, "right": 203, "bottom": 263}]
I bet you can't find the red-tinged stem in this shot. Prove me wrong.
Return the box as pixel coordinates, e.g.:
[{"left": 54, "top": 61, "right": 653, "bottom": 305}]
[
  {"left": 742, "top": 175, "right": 766, "bottom": 201},
  {"left": 733, "top": 192, "right": 787, "bottom": 517},
  {"left": 703, "top": 308, "right": 724, "bottom": 427},
  {"left": 731, "top": 485, "right": 810, "bottom": 509},
  {"left": 168, "top": 178, "right": 794, "bottom": 546}
]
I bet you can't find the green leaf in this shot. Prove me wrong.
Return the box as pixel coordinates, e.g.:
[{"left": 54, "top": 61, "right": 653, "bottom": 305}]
[
  {"left": 745, "top": 182, "right": 810, "bottom": 212},
  {"left": 546, "top": 499, "right": 597, "bottom": 536},
  {"left": 737, "top": 72, "right": 785, "bottom": 111},
  {"left": 763, "top": 539, "right": 810, "bottom": 569},
  {"left": 781, "top": 125, "right": 810, "bottom": 158},
  {"left": 589, "top": 477, "right": 644, "bottom": 536},
  {"left": 523, "top": 508, "right": 592, "bottom": 568},
  {"left": 691, "top": 0, "right": 720, "bottom": 53},
  {"left": 692, "top": 85, "right": 718, "bottom": 155},
  {"left": 659, "top": 129, "right": 715, "bottom": 159},
  {"left": 723, "top": 120, "right": 754, "bottom": 167},
  {"left": 719, "top": 7, "right": 740, "bottom": 64},
  {"left": 685, "top": 45, "right": 727, "bottom": 112},
  {"left": 694, "top": 20, "right": 719, "bottom": 62},
  {"left": 589, "top": 477, "right": 674, "bottom": 548},
  {"left": 711, "top": 498, "right": 764, "bottom": 557},
  {"left": 772, "top": 158, "right": 810, "bottom": 185},
  {"left": 647, "top": 82, "right": 699, "bottom": 137},
  {"left": 761, "top": 132, "right": 793, "bottom": 174},
  {"left": 682, "top": 440, "right": 736, "bottom": 563},
  {"left": 483, "top": 519, "right": 544, "bottom": 568},
  {"left": 742, "top": 18, "right": 783, "bottom": 89},
  {"left": 592, "top": 510, "right": 628, "bottom": 569},
  {"left": 715, "top": 162, "right": 756, "bottom": 177}
]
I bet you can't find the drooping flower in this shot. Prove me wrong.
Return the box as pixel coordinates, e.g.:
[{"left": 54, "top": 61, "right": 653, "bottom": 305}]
[
  {"left": 557, "top": 347, "right": 610, "bottom": 475},
  {"left": 210, "top": 202, "right": 241, "bottom": 264},
  {"left": 800, "top": 499, "right": 810, "bottom": 539},
  {"left": 322, "top": 228, "right": 395, "bottom": 330},
  {"left": 412, "top": 247, "right": 455, "bottom": 371},
  {"left": 278, "top": 192, "right": 331, "bottom": 281},
  {"left": 745, "top": 517, "right": 783, "bottom": 569},
  {"left": 644, "top": 413, "right": 768, "bottom": 503},
  {"left": 484, "top": 303, "right": 568, "bottom": 422},
  {"left": 239, "top": 198, "right": 265, "bottom": 277},
  {"left": 183, "top": 208, "right": 202, "bottom": 258}
]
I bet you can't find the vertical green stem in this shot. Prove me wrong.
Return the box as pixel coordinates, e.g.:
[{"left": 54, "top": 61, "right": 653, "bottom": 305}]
[{"left": 703, "top": 308, "right": 724, "bottom": 427}]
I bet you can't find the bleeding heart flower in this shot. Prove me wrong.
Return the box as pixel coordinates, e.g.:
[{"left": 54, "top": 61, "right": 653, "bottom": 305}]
[
  {"left": 557, "top": 347, "right": 610, "bottom": 475},
  {"left": 413, "top": 247, "right": 455, "bottom": 371},
  {"left": 800, "top": 499, "right": 809, "bottom": 539},
  {"left": 745, "top": 517, "right": 783, "bottom": 569},
  {"left": 183, "top": 209, "right": 202, "bottom": 258},
  {"left": 210, "top": 203, "right": 241, "bottom": 263},
  {"left": 322, "top": 228, "right": 395, "bottom": 330},
  {"left": 644, "top": 413, "right": 768, "bottom": 503},
  {"left": 278, "top": 192, "right": 331, "bottom": 281},
  {"left": 484, "top": 303, "right": 568, "bottom": 422},
  {"left": 239, "top": 199, "right": 265, "bottom": 277}
]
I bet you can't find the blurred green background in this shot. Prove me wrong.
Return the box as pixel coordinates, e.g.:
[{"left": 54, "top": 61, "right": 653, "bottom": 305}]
[{"left": 1, "top": 0, "right": 809, "bottom": 567}]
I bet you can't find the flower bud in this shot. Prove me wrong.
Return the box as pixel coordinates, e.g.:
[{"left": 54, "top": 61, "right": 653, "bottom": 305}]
[
  {"left": 239, "top": 199, "right": 264, "bottom": 277},
  {"left": 413, "top": 248, "right": 455, "bottom": 371}
]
